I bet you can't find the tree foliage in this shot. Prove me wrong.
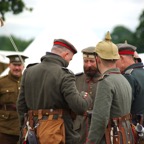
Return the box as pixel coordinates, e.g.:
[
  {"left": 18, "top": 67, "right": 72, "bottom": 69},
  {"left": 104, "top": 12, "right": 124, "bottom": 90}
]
[
  {"left": 111, "top": 10, "right": 144, "bottom": 53},
  {"left": 0, "top": 35, "right": 33, "bottom": 51},
  {"left": 111, "top": 26, "right": 134, "bottom": 44},
  {"left": 0, "top": 0, "right": 32, "bottom": 21},
  {"left": 134, "top": 10, "right": 144, "bottom": 53}
]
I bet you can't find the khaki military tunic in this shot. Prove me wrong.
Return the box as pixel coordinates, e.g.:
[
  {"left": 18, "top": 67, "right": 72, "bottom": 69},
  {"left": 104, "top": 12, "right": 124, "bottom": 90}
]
[
  {"left": 86, "top": 68, "right": 135, "bottom": 144},
  {"left": 0, "top": 71, "right": 21, "bottom": 135},
  {"left": 73, "top": 72, "right": 100, "bottom": 144}
]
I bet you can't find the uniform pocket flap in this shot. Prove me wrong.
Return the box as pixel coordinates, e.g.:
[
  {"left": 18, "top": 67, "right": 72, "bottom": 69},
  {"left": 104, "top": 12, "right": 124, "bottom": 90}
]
[
  {"left": 0, "top": 87, "right": 15, "bottom": 94},
  {"left": 0, "top": 110, "right": 10, "bottom": 119}
]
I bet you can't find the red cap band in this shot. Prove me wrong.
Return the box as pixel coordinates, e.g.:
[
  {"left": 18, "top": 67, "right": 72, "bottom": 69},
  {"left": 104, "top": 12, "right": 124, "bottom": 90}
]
[
  {"left": 119, "top": 50, "right": 134, "bottom": 55},
  {"left": 54, "top": 41, "right": 75, "bottom": 54}
]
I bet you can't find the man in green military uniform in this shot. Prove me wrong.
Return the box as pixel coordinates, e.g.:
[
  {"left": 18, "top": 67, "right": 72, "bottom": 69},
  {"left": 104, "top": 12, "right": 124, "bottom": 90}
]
[
  {"left": 73, "top": 46, "right": 100, "bottom": 144},
  {"left": 86, "top": 32, "right": 135, "bottom": 144},
  {"left": 116, "top": 42, "right": 144, "bottom": 115},
  {"left": 17, "top": 39, "right": 92, "bottom": 144},
  {"left": 0, "top": 54, "right": 28, "bottom": 144},
  {"left": 116, "top": 42, "right": 144, "bottom": 143}
]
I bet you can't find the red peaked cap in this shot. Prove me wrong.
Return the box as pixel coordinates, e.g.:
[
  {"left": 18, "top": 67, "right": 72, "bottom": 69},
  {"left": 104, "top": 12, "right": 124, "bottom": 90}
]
[
  {"left": 117, "top": 43, "right": 136, "bottom": 55},
  {"left": 54, "top": 39, "right": 77, "bottom": 54}
]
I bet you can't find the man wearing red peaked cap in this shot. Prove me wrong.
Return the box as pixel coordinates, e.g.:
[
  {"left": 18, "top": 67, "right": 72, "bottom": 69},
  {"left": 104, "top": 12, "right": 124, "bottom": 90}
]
[
  {"left": 116, "top": 41, "right": 144, "bottom": 135},
  {"left": 17, "top": 38, "right": 92, "bottom": 144}
]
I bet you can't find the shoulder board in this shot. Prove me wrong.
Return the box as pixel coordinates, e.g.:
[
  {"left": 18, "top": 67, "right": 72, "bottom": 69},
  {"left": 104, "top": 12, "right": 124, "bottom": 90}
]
[
  {"left": 75, "top": 72, "right": 84, "bottom": 76},
  {"left": 125, "top": 68, "right": 134, "bottom": 75},
  {"left": 62, "top": 67, "right": 74, "bottom": 74},
  {"left": 26, "top": 63, "right": 39, "bottom": 68},
  {"left": 98, "top": 74, "right": 109, "bottom": 81},
  {"left": 0, "top": 74, "right": 8, "bottom": 79}
]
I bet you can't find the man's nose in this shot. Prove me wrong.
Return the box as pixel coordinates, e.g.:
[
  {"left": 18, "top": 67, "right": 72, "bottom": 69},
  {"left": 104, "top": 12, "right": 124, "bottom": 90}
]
[{"left": 87, "top": 62, "right": 92, "bottom": 67}]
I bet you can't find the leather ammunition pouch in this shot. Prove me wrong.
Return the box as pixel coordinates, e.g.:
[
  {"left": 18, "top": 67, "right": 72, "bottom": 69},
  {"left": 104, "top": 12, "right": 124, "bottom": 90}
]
[
  {"left": 105, "top": 113, "right": 135, "bottom": 144},
  {"left": 22, "top": 109, "right": 71, "bottom": 144}
]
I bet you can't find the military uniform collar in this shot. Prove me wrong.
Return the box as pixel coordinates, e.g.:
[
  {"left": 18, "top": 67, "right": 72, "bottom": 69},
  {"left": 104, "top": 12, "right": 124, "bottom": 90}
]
[
  {"left": 85, "top": 73, "right": 101, "bottom": 83},
  {"left": 41, "top": 52, "right": 69, "bottom": 67},
  {"left": 8, "top": 71, "right": 21, "bottom": 82},
  {"left": 124, "top": 62, "right": 144, "bottom": 72},
  {"left": 103, "top": 68, "right": 121, "bottom": 75},
  {"left": 98, "top": 68, "right": 120, "bottom": 81}
]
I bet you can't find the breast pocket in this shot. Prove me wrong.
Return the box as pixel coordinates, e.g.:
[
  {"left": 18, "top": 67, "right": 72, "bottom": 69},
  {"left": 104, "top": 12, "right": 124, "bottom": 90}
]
[
  {"left": 0, "top": 110, "right": 10, "bottom": 120},
  {"left": 0, "top": 87, "right": 16, "bottom": 103}
]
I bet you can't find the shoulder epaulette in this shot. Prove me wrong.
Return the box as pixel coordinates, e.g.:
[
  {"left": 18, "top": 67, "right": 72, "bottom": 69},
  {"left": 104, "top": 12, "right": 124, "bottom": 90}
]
[
  {"left": 125, "top": 68, "right": 134, "bottom": 75},
  {"left": 0, "top": 74, "right": 8, "bottom": 79},
  {"left": 75, "top": 72, "right": 84, "bottom": 76},
  {"left": 98, "top": 74, "right": 109, "bottom": 81},
  {"left": 62, "top": 67, "right": 74, "bottom": 74},
  {"left": 26, "top": 63, "right": 39, "bottom": 68}
]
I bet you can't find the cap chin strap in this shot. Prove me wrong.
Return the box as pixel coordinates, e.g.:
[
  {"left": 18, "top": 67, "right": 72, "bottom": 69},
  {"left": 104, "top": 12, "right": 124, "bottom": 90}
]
[{"left": 94, "top": 55, "right": 101, "bottom": 75}]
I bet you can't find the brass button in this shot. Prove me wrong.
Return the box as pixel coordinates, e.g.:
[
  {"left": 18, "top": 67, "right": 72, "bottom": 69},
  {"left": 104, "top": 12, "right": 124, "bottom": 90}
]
[{"left": 50, "top": 109, "right": 53, "bottom": 112}]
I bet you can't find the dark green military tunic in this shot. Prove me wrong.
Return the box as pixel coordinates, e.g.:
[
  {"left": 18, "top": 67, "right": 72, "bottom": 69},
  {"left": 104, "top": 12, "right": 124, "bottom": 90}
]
[
  {"left": 123, "top": 62, "right": 144, "bottom": 115},
  {"left": 86, "top": 68, "right": 134, "bottom": 144},
  {"left": 0, "top": 71, "right": 21, "bottom": 135},
  {"left": 73, "top": 72, "right": 100, "bottom": 144},
  {"left": 17, "top": 52, "right": 92, "bottom": 144}
]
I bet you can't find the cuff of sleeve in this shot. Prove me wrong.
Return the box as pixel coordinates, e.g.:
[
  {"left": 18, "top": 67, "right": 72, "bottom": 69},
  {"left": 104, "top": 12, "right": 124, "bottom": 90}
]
[{"left": 82, "top": 92, "right": 92, "bottom": 107}]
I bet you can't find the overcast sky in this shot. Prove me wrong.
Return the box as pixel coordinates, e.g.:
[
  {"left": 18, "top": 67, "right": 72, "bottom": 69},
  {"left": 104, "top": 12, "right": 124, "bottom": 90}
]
[{"left": 0, "top": 0, "right": 144, "bottom": 40}]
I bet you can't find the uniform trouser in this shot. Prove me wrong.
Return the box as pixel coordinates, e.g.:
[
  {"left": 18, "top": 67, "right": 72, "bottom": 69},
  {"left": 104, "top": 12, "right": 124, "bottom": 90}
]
[{"left": 0, "top": 133, "right": 19, "bottom": 144}]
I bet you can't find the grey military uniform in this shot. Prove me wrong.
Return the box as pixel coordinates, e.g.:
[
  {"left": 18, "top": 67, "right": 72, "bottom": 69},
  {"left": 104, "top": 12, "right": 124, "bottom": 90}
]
[
  {"left": 17, "top": 52, "right": 92, "bottom": 144},
  {"left": 86, "top": 68, "right": 134, "bottom": 144},
  {"left": 73, "top": 72, "right": 100, "bottom": 144}
]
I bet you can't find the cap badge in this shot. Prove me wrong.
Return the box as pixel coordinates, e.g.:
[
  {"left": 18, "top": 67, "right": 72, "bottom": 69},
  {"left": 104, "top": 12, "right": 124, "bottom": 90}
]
[{"left": 15, "top": 57, "right": 20, "bottom": 61}]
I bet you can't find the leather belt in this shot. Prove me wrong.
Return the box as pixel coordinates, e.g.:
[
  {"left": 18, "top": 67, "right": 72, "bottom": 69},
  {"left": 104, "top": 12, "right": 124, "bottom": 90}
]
[
  {"left": 0, "top": 104, "right": 16, "bottom": 111},
  {"left": 112, "top": 113, "right": 131, "bottom": 121},
  {"left": 107, "top": 113, "right": 132, "bottom": 128},
  {"left": 29, "top": 109, "right": 71, "bottom": 116}
]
